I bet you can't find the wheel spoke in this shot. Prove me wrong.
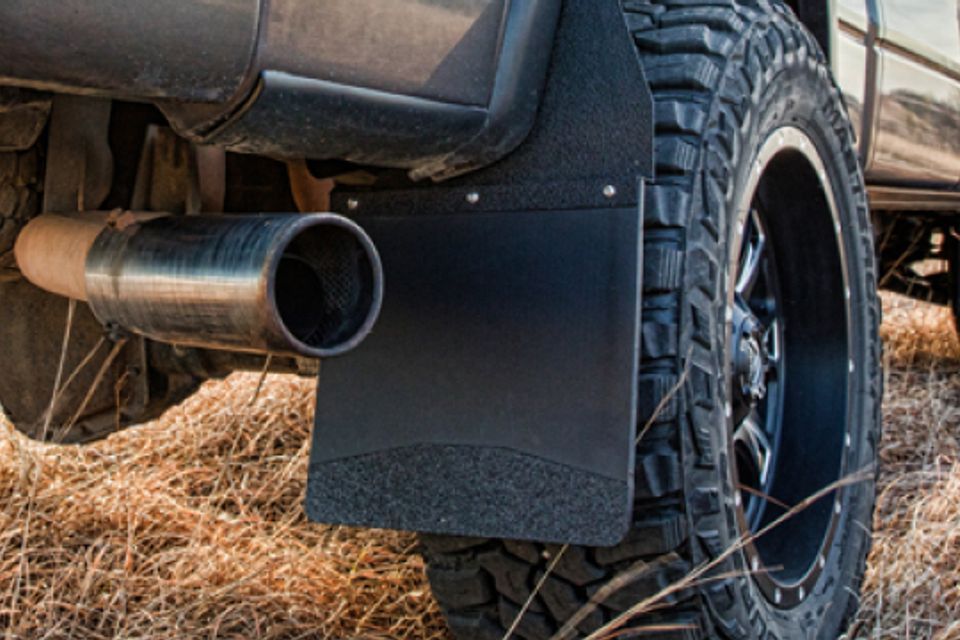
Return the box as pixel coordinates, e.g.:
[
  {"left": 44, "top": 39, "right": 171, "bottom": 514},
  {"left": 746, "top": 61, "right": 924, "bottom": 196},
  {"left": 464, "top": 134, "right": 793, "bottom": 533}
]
[
  {"left": 736, "top": 209, "right": 767, "bottom": 299},
  {"left": 764, "top": 318, "right": 781, "bottom": 372},
  {"left": 734, "top": 412, "right": 773, "bottom": 487}
]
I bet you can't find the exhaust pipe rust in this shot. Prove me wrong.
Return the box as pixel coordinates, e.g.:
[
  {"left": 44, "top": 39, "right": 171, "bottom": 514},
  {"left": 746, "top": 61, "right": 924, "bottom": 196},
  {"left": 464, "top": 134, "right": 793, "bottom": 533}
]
[{"left": 14, "top": 212, "right": 383, "bottom": 358}]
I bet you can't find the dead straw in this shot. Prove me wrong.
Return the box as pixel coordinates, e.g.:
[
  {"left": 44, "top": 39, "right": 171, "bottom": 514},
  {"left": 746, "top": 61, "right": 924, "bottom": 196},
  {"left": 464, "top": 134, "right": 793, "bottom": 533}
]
[{"left": 0, "top": 292, "right": 955, "bottom": 638}]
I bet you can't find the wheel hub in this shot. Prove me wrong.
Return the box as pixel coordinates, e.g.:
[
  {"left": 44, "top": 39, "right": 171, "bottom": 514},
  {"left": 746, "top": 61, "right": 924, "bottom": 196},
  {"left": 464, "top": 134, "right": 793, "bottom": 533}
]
[
  {"left": 729, "top": 209, "right": 781, "bottom": 534},
  {"left": 734, "top": 310, "right": 770, "bottom": 404}
]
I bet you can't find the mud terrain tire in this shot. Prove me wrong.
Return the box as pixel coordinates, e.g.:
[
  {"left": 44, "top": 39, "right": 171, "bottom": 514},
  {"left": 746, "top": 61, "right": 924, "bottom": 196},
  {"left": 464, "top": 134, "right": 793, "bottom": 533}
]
[{"left": 422, "top": 1, "right": 881, "bottom": 638}]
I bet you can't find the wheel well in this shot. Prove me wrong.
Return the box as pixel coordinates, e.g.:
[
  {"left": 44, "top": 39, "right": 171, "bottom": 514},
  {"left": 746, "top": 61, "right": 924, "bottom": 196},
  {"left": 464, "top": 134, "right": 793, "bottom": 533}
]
[{"left": 783, "top": 0, "right": 831, "bottom": 61}]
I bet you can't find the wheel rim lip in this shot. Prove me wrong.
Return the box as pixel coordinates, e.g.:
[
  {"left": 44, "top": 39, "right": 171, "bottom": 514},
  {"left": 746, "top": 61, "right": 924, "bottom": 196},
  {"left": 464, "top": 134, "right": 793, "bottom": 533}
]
[{"left": 725, "top": 125, "right": 854, "bottom": 608}]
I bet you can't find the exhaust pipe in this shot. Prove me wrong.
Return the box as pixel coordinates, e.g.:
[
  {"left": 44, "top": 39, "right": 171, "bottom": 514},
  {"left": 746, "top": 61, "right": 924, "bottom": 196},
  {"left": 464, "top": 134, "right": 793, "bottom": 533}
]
[{"left": 14, "top": 212, "right": 383, "bottom": 358}]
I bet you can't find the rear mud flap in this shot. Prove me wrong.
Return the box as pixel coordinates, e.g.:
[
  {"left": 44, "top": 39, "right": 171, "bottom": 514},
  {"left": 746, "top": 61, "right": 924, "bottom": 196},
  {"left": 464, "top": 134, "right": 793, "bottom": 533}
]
[{"left": 306, "top": 205, "right": 642, "bottom": 545}]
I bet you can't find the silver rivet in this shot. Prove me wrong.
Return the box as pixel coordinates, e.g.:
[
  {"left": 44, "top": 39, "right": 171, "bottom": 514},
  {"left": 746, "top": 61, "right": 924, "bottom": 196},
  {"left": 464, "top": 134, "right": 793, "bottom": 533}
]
[
  {"left": 603, "top": 184, "right": 617, "bottom": 199},
  {"left": 835, "top": 501, "right": 842, "bottom": 514},
  {"left": 774, "top": 588, "right": 783, "bottom": 604},
  {"left": 799, "top": 587, "right": 806, "bottom": 600},
  {"left": 347, "top": 198, "right": 359, "bottom": 211},
  {"left": 849, "top": 360, "right": 855, "bottom": 373},
  {"left": 466, "top": 192, "right": 480, "bottom": 205},
  {"left": 734, "top": 491, "right": 742, "bottom": 507},
  {"left": 818, "top": 554, "right": 826, "bottom": 569},
  {"left": 725, "top": 402, "right": 732, "bottom": 418},
  {"left": 845, "top": 433, "right": 852, "bottom": 448},
  {"left": 751, "top": 556, "right": 760, "bottom": 572}
]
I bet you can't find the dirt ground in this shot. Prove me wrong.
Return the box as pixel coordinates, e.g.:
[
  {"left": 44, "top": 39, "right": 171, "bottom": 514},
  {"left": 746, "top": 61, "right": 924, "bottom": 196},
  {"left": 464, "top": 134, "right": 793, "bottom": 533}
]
[{"left": 0, "top": 292, "right": 957, "bottom": 639}]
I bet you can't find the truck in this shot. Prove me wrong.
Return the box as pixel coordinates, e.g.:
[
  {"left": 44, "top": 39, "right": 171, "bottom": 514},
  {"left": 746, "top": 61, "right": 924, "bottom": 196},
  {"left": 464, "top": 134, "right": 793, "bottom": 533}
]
[{"left": 0, "top": 0, "right": 952, "bottom": 638}]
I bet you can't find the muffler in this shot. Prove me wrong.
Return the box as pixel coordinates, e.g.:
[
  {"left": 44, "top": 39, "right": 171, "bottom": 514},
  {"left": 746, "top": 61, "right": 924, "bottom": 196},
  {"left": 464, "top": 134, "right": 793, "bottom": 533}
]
[{"left": 14, "top": 212, "right": 383, "bottom": 358}]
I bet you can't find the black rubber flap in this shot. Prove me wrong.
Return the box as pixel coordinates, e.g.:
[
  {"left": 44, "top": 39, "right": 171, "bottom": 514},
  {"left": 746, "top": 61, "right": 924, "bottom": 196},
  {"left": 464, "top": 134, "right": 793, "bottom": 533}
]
[{"left": 306, "top": 206, "right": 641, "bottom": 545}]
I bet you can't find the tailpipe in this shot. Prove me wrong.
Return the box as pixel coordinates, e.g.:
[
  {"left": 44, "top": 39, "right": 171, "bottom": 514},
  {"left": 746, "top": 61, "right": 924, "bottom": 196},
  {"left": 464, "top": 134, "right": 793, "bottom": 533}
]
[{"left": 14, "top": 212, "right": 383, "bottom": 358}]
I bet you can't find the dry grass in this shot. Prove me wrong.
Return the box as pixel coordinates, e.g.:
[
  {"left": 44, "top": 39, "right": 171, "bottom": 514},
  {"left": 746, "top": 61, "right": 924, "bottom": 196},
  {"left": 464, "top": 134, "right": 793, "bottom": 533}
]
[
  {"left": 0, "top": 292, "right": 957, "bottom": 639},
  {"left": 848, "top": 295, "right": 960, "bottom": 640},
  {"left": 0, "top": 377, "right": 447, "bottom": 639}
]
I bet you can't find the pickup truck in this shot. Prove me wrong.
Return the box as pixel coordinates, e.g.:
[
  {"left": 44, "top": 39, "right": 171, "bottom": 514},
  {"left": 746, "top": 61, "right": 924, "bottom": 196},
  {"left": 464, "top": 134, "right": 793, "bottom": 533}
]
[{"left": 0, "top": 1, "right": 951, "bottom": 638}]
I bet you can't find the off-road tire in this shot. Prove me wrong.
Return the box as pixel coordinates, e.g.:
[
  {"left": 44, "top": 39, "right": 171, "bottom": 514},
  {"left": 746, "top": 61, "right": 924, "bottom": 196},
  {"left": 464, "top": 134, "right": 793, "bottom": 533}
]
[{"left": 421, "top": 1, "right": 881, "bottom": 638}]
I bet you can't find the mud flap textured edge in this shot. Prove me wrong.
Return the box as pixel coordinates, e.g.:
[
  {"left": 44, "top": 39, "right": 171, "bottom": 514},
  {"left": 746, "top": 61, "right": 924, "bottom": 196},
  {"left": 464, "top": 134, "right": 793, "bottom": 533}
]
[{"left": 306, "top": 203, "right": 642, "bottom": 546}]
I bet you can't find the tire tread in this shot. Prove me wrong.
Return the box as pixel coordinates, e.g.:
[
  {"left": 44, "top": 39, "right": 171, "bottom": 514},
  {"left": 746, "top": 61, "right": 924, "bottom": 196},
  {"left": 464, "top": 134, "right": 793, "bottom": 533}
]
[{"left": 423, "top": 2, "right": 879, "bottom": 639}]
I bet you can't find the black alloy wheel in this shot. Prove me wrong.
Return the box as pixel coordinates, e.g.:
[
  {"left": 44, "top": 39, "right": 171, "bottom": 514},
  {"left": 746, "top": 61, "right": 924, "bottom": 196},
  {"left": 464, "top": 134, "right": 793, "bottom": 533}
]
[{"left": 729, "top": 126, "right": 858, "bottom": 610}]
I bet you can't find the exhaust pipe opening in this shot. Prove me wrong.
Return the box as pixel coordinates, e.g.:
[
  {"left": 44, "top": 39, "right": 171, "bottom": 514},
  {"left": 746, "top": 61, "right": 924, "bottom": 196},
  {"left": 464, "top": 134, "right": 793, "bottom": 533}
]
[
  {"left": 275, "top": 255, "right": 328, "bottom": 345},
  {"left": 272, "top": 222, "right": 380, "bottom": 355}
]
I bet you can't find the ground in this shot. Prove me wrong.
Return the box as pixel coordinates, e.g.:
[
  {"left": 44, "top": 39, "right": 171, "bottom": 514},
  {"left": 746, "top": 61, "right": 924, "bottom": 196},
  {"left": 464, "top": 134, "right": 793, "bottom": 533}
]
[{"left": 0, "top": 293, "right": 957, "bottom": 639}]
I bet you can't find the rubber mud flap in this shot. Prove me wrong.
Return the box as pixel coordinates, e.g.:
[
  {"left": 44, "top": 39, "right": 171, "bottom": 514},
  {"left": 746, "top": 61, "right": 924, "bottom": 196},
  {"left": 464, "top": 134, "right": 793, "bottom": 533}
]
[{"left": 306, "top": 205, "right": 642, "bottom": 545}]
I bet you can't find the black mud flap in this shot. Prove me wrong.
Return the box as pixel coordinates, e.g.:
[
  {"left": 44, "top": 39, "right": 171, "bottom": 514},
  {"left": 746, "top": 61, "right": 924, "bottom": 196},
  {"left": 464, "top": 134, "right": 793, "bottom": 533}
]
[{"left": 306, "top": 205, "right": 642, "bottom": 546}]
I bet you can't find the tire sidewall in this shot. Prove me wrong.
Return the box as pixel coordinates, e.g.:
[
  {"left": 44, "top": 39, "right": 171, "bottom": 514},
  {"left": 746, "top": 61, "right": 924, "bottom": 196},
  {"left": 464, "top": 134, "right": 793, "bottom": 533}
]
[{"left": 695, "top": 19, "right": 880, "bottom": 639}]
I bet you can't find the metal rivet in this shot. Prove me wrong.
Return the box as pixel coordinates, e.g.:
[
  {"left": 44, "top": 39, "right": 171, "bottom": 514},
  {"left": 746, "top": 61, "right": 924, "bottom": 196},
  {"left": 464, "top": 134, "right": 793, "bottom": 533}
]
[
  {"left": 347, "top": 198, "right": 359, "bottom": 211},
  {"left": 603, "top": 184, "right": 617, "bottom": 199},
  {"left": 751, "top": 556, "right": 760, "bottom": 572},
  {"left": 846, "top": 433, "right": 852, "bottom": 448},
  {"left": 725, "top": 402, "right": 732, "bottom": 418},
  {"left": 774, "top": 588, "right": 783, "bottom": 604},
  {"left": 819, "top": 554, "right": 826, "bottom": 569},
  {"left": 849, "top": 360, "right": 855, "bottom": 373},
  {"left": 835, "top": 501, "right": 842, "bottom": 514},
  {"left": 734, "top": 491, "right": 742, "bottom": 507},
  {"left": 466, "top": 192, "right": 480, "bottom": 205},
  {"left": 799, "top": 587, "right": 806, "bottom": 600}
]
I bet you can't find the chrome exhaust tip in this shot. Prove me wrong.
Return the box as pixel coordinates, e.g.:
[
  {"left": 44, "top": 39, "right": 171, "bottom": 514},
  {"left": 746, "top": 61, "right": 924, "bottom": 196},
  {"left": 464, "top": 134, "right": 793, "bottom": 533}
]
[{"left": 16, "top": 212, "right": 383, "bottom": 358}]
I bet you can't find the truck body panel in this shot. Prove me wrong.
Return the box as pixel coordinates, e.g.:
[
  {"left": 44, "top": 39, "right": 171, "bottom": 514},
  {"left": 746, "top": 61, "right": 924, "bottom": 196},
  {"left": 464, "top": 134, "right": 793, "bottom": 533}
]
[
  {"left": 836, "top": 0, "right": 960, "bottom": 189},
  {"left": 0, "top": 0, "right": 562, "bottom": 180},
  {"left": 0, "top": 0, "right": 260, "bottom": 103}
]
